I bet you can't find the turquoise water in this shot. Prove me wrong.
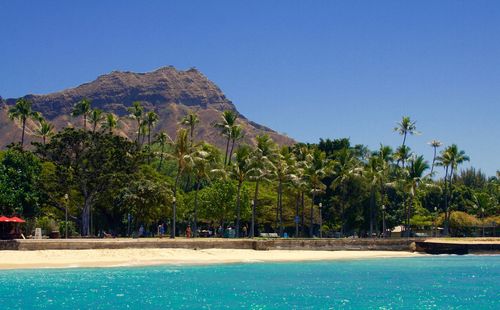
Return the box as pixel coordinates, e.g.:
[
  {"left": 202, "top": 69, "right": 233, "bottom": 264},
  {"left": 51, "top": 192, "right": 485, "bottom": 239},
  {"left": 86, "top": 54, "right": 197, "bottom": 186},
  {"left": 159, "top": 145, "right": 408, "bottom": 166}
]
[{"left": 0, "top": 256, "right": 498, "bottom": 309}]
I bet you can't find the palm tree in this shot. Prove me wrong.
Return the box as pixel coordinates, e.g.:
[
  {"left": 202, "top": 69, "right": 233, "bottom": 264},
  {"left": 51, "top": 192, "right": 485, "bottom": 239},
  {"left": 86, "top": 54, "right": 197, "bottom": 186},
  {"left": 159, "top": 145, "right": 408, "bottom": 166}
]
[
  {"left": 180, "top": 111, "right": 199, "bottom": 146},
  {"left": 394, "top": 145, "right": 412, "bottom": 169},
  {"left": 144, "top": 111, "right": 159, "bottom": 145},
  {"left": 292, "top": 144, "right": 312, "bottom": 237},
  {"left": 230, "top": 144, "right": 253, "bottom": 237},
  {"left": 127, "top": 101, "right": 144, "bottom": 145},
  {"left": 188, "top": 144, "right": 217, "bottom": 237},
  {"left": 248, "top": 134, "right": 276, "bottom": 238},
  {"left": 274, "top": 147, "right": 296, "bottom": 236},
  {"left": 365, "top": 153, "right": 387, "bottom": 237},
  {"left": 102, "top": 113, "right": 118, "bottom": 134},
  {"left": 71, "top": 98, "right": 92, "bottom": 130},
  {"left": 35, "top": 118, "right": 55, "bottom": 145},
  {"left": 405, "top": 155, "right": 429, "bottom": 232},
  {"left": 168, "top": 128, "right": 191, "bottom": 238},
  {"left": 88, "top": 109, "right": 104, "bottom": 133},
  {"left": 8, "top": 98, "right": 39, "bottom": 148},
  {"left": 331, "top": 148, "right": 361, "bottom": 237},
  {"left": 303, "top": 149, "right": 329, "bottom": 237},
  {"left": 428, "top": 139, "right": 442, "bottom": 175},
  {"left": 214, "top": 110, "right": 238, "bottom": 165},
  {"left": 394, "top": 116, "right": 419, "bottom": 148},
  {"left": 154, "top": 132, "right": 168, "bottom": 171},
  {"left": 227, "top": 125, "right": 244, "bottom": 165},
  {"left": 437, "top": 144, "right": 469, "bottom": 235}
]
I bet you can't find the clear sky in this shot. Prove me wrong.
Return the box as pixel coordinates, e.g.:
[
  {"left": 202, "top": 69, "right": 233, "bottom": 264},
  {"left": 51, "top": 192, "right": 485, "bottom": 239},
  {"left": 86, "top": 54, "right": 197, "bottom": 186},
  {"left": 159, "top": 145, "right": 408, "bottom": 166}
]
[{"left": 1, "top": 1, "right": 499, "bottom": 176}]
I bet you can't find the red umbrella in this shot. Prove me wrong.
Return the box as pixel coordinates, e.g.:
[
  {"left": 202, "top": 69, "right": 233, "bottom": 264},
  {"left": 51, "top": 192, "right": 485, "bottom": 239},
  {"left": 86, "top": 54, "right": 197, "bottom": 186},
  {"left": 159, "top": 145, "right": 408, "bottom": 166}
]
[
  {"left": 9, "top": 217, "right": 26, "bottom": 223},
  {"left": 0, "top": 216, "right": 11, "bottom": 222}
]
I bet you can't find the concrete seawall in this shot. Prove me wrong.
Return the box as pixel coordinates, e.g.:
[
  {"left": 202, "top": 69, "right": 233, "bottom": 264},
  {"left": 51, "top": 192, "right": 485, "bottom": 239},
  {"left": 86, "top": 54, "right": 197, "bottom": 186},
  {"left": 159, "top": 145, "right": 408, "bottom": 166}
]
[
  {"left": 415, "top": 241, "right": 500, "bottom": 254},
  {"left": 0, "top": 238, "right": 415, "bottom": 251}
]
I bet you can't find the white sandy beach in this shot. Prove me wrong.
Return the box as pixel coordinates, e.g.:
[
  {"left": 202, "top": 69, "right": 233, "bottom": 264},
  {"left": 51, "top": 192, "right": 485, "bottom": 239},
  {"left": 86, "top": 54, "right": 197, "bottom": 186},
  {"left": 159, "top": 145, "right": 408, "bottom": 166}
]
[{"left": 0, "top": 249, "right": 421, "bottom": 270}]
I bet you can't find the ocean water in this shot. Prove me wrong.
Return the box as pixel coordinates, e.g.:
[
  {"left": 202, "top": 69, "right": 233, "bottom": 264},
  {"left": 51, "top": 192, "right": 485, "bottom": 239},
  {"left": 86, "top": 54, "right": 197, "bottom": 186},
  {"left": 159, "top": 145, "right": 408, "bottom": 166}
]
[{"left": 0, "top": 256, "right": 498, "bottom": 309}]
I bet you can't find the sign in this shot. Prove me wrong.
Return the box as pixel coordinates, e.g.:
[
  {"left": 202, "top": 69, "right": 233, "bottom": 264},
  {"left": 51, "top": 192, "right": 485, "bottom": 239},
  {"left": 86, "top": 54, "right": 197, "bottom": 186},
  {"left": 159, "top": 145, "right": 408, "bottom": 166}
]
[{"left": 294, "top": 216, "right": 300, "bottom": 224}]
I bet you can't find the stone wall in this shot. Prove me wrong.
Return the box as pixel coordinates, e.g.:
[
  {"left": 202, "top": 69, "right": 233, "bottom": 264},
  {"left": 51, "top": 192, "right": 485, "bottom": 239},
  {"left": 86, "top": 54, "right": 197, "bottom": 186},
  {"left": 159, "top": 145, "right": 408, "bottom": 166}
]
[{"left": 1, "top": 238, "right": 415, "bottom": 251}]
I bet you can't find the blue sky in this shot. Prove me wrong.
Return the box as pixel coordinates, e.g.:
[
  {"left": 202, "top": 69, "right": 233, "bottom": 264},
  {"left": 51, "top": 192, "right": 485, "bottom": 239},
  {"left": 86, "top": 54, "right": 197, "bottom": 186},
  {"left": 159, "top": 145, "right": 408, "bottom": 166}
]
[{"left": 1, "top": 1, "right": 499, "bottom": 176}]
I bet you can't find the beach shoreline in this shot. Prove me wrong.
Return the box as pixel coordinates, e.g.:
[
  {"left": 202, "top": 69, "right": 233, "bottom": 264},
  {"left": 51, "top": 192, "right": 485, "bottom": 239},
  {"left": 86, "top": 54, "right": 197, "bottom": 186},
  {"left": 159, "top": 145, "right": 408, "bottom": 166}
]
[{"left": 0, "top": 249, "right": 423, "bottom": 270}]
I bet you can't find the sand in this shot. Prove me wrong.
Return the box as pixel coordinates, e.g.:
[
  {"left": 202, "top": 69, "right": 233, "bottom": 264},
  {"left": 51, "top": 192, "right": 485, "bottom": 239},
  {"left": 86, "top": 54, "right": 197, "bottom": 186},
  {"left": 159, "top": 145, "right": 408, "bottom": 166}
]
[{"left": 0, "top": 249, "right": 421, "bottom": 270}]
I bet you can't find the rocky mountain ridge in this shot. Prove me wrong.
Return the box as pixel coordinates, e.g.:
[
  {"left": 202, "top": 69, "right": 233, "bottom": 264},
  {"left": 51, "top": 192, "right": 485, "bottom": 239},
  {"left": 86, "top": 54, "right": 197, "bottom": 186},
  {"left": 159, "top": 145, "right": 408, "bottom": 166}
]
[{"left": 1, "top": 66, "right": 294, "bottom": 148}]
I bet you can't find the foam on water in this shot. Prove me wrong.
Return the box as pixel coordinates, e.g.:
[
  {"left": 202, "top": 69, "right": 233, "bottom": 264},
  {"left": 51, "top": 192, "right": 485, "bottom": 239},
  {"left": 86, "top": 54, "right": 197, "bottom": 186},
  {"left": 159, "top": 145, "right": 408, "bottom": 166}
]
[{"left": 0, "top": 255, "right": 498, "bottom": 309}]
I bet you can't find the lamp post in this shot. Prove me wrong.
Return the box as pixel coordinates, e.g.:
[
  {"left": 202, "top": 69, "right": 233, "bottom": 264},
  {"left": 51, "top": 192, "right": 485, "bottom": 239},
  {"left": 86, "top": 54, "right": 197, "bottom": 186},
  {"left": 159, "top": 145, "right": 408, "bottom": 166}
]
[
  {"left": 250, "top": 199, "right": 255, "bottom": 238},
  {"left": 382, "top": 205, "right": 386, "bottom": 238},
  {"left": 64, "top": 194, "right": 69, "bottom": 239},
  {"left": 319, "top": 203, "right": 323, "bottom": 238},
  {"left": 171, "top": 196, "right": 176, "bottom": 239}
]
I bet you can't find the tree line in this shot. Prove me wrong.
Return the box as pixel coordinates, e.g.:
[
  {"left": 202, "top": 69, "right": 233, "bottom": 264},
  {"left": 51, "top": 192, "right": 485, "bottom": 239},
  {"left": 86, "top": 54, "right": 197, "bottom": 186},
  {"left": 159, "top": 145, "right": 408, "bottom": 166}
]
[{"left": 1, "top": 98, "right": 499, "bottom": 238}]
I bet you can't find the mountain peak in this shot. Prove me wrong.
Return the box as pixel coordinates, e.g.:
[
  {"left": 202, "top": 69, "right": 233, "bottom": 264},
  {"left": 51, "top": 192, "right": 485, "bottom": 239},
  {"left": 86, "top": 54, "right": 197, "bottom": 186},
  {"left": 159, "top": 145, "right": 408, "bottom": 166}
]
[{"left": 1, "top": 66, "right": 295, "bottom": 148}]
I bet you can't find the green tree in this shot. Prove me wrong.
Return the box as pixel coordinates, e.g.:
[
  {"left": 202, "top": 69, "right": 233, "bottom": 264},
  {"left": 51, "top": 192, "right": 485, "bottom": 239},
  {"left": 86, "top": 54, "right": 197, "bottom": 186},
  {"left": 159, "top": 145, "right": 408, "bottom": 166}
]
[
  {"left": 229, "top": 144, "right": 253, "bottom": 237},
  {"left": 428, "top": 139, "right": 442, "bottom": 175},
  {"left": 0, "top": 148, "right": 42, "bottom": 217},
  {"left": 35, "top": 118, "right": 55, "bottom": 145},
  {"left": 405, "top": 155, "right": 430, "bottom": 232},
  {"left": 8, "top": 98, "right": 39, "bottom": 148},
  {"left": 144, "top": 111, "right": 159, "bottom": 145},
  {"left": 37, "top": 128, "right": 140, "bottom": 236},
  {"left": 394, "top": 116, "right": 419, "bottom": 167},
  {"left": 248, "top": 134, "right": 276, "bottom": 237},
  {"left": 303, "top": 148, "right": 329, "bottom": 237},
  {"left": 102, "top": 113, "right": 118, "bottom": 134},
  {"left": 437, "top": 144, "right": 470, "bottom": 235},
  {"left": 71, "top": 98, "right": 92, "bottom": 130},
  {"left": 214, "top": 110, "right": 238, "bottom": 165},
  {"left": 331, "top": 148, "right": 361, "bottom": 236},
  {"left": 188, "top": 143, "right": 219, "bottom": 237},
  {"left": 168, "top": 128, "right": 191, "bottom": 238},
  {"left": 180, "top": 110, "right": 200, "bottom": 146},
  {"left": 127, "top": 101, "right": 144, "bottom": 145},
  {"left": 227, "top": 125, "right": 244, "bottom": 165},
  {"left": 88, "top": 109, "right": 104, "bottom": 133}
]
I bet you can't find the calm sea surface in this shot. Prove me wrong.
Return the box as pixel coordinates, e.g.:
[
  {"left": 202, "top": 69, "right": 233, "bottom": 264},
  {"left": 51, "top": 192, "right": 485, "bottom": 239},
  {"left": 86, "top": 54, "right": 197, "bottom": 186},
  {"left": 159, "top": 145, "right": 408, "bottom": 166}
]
[{"left": 0, "top": 255, "right": 498, "bottom": 309}]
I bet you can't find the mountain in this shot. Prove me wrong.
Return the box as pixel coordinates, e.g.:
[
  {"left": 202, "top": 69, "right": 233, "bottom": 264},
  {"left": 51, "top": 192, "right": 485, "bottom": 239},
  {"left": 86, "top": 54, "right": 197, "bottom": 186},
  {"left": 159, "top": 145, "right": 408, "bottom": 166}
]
[{"left": 0, "top": 66, "right": 294, "bottom": 148}]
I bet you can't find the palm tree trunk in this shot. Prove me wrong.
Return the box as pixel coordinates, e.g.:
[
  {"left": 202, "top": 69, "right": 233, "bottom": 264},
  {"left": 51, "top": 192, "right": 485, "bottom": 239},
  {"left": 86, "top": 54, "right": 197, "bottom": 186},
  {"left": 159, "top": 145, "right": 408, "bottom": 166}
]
[
  {"left": 136, "top": 120, "right": 141, "bottom": 146},
  {"left": 300, "top": 192, "right": 305, "bottom": 237},
  {"left": 194, "top": 180, "right": 200, "bottom": 238},
  {"left": 443, "top": 165, "right": 450, "bottom": 235},
  {"left": 278, "top": 180, "right": 283, "bottom": 237},
  {"left": 369, "top": 187, "right": 375, "bottom": 237},
  {"left": 158, "top": 143, "right": 165, "bottom": 171},
  {"left": 190, "top": 126, "right": 194, "bottom": 146},
  {"left": 431, "top": 147, "right": 437, "bottom": 175},
  {"left": 224, "top": 137, "right": 230, "bottom": 165},
  {"left": 228, "top": 139, "right": 236, "bottom": 165},
  {"left": 250, "top": 180, "right": 259, "bottom": 238},
  {"left": 172, "top": 168, "right": 180, "bottom": 238},
  {"left": 83, "top": 115, "right": 87, "bottom": 131},
  {"left": 148, "top": 124, "right": 152, "bottom": 145},
  {"left": 236, "top": 180, "right": 242, "bottom": 237},
  {"left": 21, "top": 117, "right": 26, "bottom": 149},
  {"left": 408, "top": 188, "right": 414, "bottom": 235},
  {"left": 295, "top": 193, "right": 300, "bottom": 237},
  {"left": 309, "top": 191, "right": 315, "bottom": 237}
]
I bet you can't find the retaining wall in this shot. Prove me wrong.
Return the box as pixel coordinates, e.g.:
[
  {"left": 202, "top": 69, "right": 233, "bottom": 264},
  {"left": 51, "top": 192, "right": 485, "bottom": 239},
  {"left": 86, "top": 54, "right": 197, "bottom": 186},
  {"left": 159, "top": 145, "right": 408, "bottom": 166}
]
[{"left": 0, "top": 238, "right": 415, "bottom": 251}]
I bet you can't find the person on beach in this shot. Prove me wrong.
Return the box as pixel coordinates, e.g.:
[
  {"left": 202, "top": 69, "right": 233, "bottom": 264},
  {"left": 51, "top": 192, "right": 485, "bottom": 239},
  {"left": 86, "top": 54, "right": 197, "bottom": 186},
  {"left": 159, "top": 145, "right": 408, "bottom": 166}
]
[
  {"left": 186, "top": 225, "right": 192, "bottom": 238},
  {"left": 242, "top": 225, "right": 247, "bottom": 237},
  {"left": 139, "top": 225, "right": 144, "bottom": 237}
]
